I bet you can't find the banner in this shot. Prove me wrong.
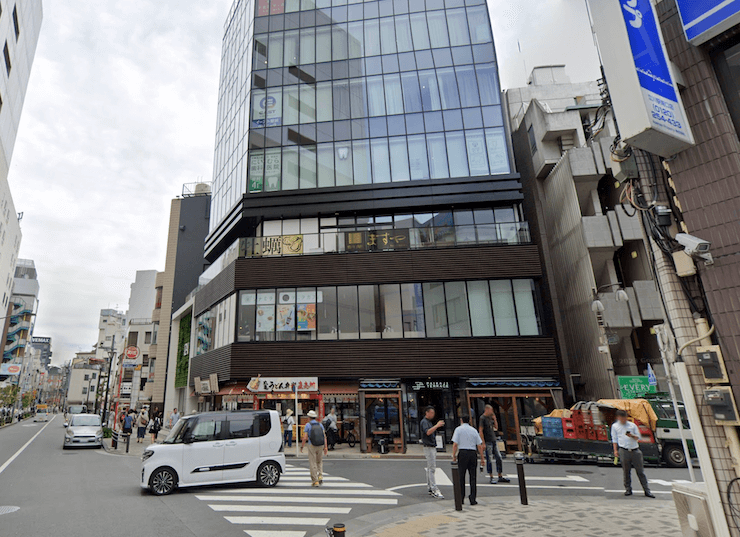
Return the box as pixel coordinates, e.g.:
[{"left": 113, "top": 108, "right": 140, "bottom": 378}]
[
  {"left": 276, "top": 304, "right": 295, "bottom": 331},
  {"left": 0, "top": 363, "right": 21, "bottom": 376},
  {"left": 297, "top": 304, "right": 316, "bottom": 331},
  {"left": 248, "top": 377, "right": 319, "bottom": 392},
  {"left": 256, "top": 305, "right": 275, "bottom": 333},
  {"left": 345, "top": 229, "right": 410, "bottom": 252},
  {"left": 617, "top": 376, "right": 657, "bottom": 399}
]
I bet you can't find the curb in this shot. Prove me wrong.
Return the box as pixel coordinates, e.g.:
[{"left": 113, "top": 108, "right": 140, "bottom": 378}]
[{"left": 0, "top": 415, "right": 36, "bottom": 429}]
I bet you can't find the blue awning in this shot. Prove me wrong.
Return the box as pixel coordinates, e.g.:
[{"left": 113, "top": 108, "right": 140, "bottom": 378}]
[
  {"left": 467, "top": 379, "right": 560, "bottom": 388},
  {"left": 360, "top": 380, "right": 401, "bottom": 389}
]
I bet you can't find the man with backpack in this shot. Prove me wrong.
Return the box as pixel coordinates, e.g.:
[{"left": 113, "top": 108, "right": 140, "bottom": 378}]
[{"left": 300, "top": 409, "right": 328, "bottom": 486}]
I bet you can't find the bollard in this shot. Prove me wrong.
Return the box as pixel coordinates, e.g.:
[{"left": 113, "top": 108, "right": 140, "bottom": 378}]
[
  {"left": 126, "top": 433, "right": 131, "bottom": 454},
  {"left": 333, "top": 523, "right": 346, "bottom": 535},
  {"left": 451, "top": 461, "right": 463, "bottom": 511},
  {"left": 112, "top": 431, "right": 118, "bottom": 450},
  {"left": 515, "top": 451, "right": 528, "bottom": 505}
]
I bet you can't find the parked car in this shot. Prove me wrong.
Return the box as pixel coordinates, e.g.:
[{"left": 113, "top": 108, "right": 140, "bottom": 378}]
[
  {"left": 141, "top": 410, "right": 285, "bottom": 496},
  {"left": 63, "top": 413, "right": 103, "bottom": 449}
]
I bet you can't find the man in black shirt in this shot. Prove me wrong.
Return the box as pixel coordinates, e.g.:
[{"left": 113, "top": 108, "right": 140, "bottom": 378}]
[
  {"left": 420, "top": 406, "right": 445, "bottom": 499},
  {"left": 478, "top": 404, "right": 510, "bottom": 484}
]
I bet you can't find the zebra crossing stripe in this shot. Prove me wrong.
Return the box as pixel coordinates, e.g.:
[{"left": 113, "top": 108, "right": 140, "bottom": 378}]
[
  {"left": 244, "top": 532, "right": 305, "bottom": 537},
  {"left": 209, "top": 504, "right": 352, "bottom": 514},
  {"left": 195, "top": 495, "right": 399, "bottom": 505},
  {"left": 213, "top": 488, "right": 399, "bottom": 496},
  {"left": 280, "top": 476, "right": 348, "bottom": 481},
  {"left": 225, "top": 516, "right": 330, "bottom": 526},
  {"left": 277, "top": 482, "right": 371, "bottom": 488}
]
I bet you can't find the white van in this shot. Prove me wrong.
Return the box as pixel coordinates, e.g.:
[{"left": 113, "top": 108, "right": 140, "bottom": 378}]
[{"left": 141, "top": 410, "right": 285, "bottom": 495}]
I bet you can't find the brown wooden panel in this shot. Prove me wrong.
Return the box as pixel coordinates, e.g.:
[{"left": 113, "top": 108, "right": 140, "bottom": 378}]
[
  {"left": 189, "top": 346, "right": 232, "bottom": 386},
  {"left": 194, "top": 262, "right": 236, "bottom": 316}
]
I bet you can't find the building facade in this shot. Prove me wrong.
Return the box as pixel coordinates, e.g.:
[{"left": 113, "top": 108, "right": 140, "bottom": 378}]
[
  {"left": 30, "top": 336, "right": 51, "bottom": 368},
  {"left": 3, "top": 258, "right": 38, "bottom": 365},
  {"left": 187, "top": 0, "right": 561, "bottom": 452}
]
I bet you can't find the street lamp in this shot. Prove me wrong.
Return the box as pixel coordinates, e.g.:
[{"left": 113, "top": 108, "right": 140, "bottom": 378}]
[{"left": 591, "top": 283, "right": 629, "bottom": 312}]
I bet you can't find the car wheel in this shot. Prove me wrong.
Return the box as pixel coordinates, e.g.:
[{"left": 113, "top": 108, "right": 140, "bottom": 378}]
[
  {"left": 663, "top": 444, "right": 687, "bottom": 468},
  {"left": 150, "top": 467, "right": 177, "bottom": 496},
  {"left": 257, "top": 461, "right": 280, "bottom": 487}
]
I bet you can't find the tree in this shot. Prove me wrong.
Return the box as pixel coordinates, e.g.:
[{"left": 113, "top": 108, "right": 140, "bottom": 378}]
[
  {"left": 21, "top": 392, "right": 33, "bottom": 409},
  {"left": 0, "top": 385, "right": 19, "bottom": 408}
]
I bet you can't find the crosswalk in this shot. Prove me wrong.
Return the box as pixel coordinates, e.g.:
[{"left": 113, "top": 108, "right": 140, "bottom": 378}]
[{"left": 194, "top": 464, "right": 400, "bottom": 537}]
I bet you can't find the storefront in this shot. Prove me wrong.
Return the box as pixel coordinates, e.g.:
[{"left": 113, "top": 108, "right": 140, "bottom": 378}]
[
  {"left": 359, "top": 380, "right": 406, "bottom": 454},
  {"left": 404, "top": 379, "right": 460, "bottom": 445}
]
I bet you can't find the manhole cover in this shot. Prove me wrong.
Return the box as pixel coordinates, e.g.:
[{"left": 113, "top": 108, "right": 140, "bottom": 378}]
[
  {"left": 0, "top": 506, "right": 19, "bottom": 515},
  {"left": 566, "top": 469, "right": 593, "bottom": 474}
]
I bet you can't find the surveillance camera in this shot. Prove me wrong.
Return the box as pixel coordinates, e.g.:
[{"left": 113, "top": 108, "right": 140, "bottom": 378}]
[{"left": 675, "top": 233, "right": 713, "bottom": 265}]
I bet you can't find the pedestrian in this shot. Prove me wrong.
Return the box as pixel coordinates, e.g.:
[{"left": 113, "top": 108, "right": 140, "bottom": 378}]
[
  {"left": 169, "top": 407, "right": 180, "bottom": 429},
  {"left": 478, "top": 404, "right": 510, "bottom": 484},
  {"left": 149, "top": 409, "right": 162, "bottom": 443},
  {"left": 324, "top": 406, "right": 339, "bottom": 450},
  {"left": 452, "top": 412, "right": 485, "bottom": 505},
  {"left": 300, "top": 409, "right": 328, "bottom": 487},
  {"left": 283, "top": 408, "right": 295, "bottom": 448},
  {"left": 122, "top": 410, "right": 134, "bottom": 438},
  {"left": 611, "top": 410, "right": 655, "bottom": 498},
  {"left": 420, "top": 406, "right": 445, "bottom": 499},
  {"left": 136, "top": 407, "right": 149, "bottom": 443}
]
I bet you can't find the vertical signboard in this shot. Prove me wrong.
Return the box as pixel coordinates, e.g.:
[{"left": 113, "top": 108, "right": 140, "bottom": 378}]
[
  {"left": 676, "top": 0, "right": 740, "bottom": 45},
  {"left": 589, "top": 0, "right": 694, "bottom": 157}
]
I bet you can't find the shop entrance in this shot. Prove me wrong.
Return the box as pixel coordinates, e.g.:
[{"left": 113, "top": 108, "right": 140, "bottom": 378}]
[
  {"left": 359, "top": 391, "right": 405, "bottom": 454},
  {"left": 415, "top": 387, "right": 456, "bottom": 444}
]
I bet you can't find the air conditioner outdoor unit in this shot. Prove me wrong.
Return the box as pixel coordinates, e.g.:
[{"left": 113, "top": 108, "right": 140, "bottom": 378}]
[{"left": 672, "top": 482, "right": 716, "bottom": 536}]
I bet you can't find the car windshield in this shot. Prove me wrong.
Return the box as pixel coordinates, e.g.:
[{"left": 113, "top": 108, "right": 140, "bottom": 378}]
[
  {"left": 72, "top": 416, "right": 101, "bottom": 427},
  {"left": 163, "top": 418, "right": 190, "bottom": 444}
]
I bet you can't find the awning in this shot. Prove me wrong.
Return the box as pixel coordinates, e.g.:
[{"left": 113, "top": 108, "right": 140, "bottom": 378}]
[
  {"left": 359, "top": 379, "right": 401, "bottom": 389},
  {"left": 217, "top": 382, "right": 250, "bottom": 396},
  {"left": 320, "top": 380, "right": 358, "bottom": 395},
  {"left": 467, "top": 378, "right": 561, "bottom": 388}
]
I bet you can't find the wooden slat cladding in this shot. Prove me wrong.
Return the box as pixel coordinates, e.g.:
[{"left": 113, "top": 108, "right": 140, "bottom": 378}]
[
  {"left": 189, "top": 345, "right": 232, "bottom": 386},
  {"left": 218, "top": 338, "right": 558, "bottom": 380},
  {"left": 194, "top": 261, "right": 236, "bottom": 316},
  {"left": 233, "top": 245, "right": 542, "bottom": 290}
]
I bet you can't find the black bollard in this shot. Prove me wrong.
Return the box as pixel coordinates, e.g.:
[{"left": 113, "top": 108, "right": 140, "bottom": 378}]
[
  {"left": 126, "top": 433, "right": 131, "bottom": 454},
  {"left": 112, "top": 431, "right": 118, "bottom": 450},
  {"left": 333, "top": 523, "right": 346, "bottom": 535},
  {"left": 515, "top": 451, "right": 528, "bottom": 505},
  {"left": 451, "top": 461, "right": 463, "bottom": 511}
]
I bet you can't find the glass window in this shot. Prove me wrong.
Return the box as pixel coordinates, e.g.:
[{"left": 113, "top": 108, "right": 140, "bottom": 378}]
[
  {"left": 299, "top": 145, "right": 317, "bottom": 189},
  {"left": 335, "top": 141, "right": 353, "bottom": 185},
  {"left": 482, "top": 104, "right": 503, "bottom": 127},
  {"left": 427, "top": 11, "right": 450, "bottom": 48},
  {"left": 371, "top": 138, "right": 391, "bottom": 183},
  {"left": 424, "top": 111, "right": 443, "bottom": 132},
  {"left": 407, "top": 134, "right": 430, "bottom": 179},
  {"left": 400, "top": 283, "right": 425, "bottom": 337},
  {"left": 432, "top": 48, "right": 453, "bottom": 67},
  {"left": 462, "top": 107, "right": 483, "bottom": 129},
  {"left": 191, "top": 417, "right": 223, "bottom": 442},
  {"left": 477, "top": 63, "right": 500, "bottom": 105},
  {"left": 256, "top": 289, "right": 277, "bottom": 341},
  {"left": 268, "top": 33, "right": 284, "bottom": 68},
  {"left": 382, "top": 54, "right": 400, "bottom": 73},
  {"left": 443, "top": 109, "right": 463, "bottom": 131},
  {"left": 455, "top": 66, "right": 480, "bottom": 108},
  {"left": 284, "top": 86, "right": 300, "bottom": 125},
  {"left": 384, "top": 74, "right": 403, "bottom": 115},
  {"left": 265, "top": 147, "right": 282, "bottom": 191},
  {"left": 348, "top": 21, "right": 365, "bottom": 58},
  {"left": 367, "top": 75, "right": 386, "bottom": 116},
  {"left": 466, "top": 6, "right": 491, "bottom": 44},
  {"left": 406, "top": 112, "right": 425, "bottom": 133},
  {"left": 513, "top": 279, "right": 540, "bottom": 335},
  {"left": 299, "top": 84, "right": 316, "bottom": 123},
  {"left": 380, "top": 17, "right": 397, "bottom": 54},
  {"left": 451, "top": 45, "right": 473, "bottom": 65},
  {"left": 316, "top": 82, "right": 333, "bottom": 123},
  {"left": 418, "top": 70, "right": 441, "bottom": 111},
  {"left": 238, "top": 290, "right": 256, "bottom": 341},
  {"left": 300, "top": 28, "right": 316, "bottom": 64},
  {"left": 398, "top": 51, "right": 416, "bottom": 71},
  {"left": 352, "top": 140, "right": 371, "bottom": 184},
  {"left": 436, "top": 67, "right": 460, "bottom": 109},
  {"left": 316, "top": 26, "right": 332, "bottom": 63},
  {"left": 248, "top": 151, "right": 265, "bottom": 193},
  {"left": 401, "top": 72, "right": 423, "bottom": 113},
  {"left": 276, "top": 288, "right": 296, "bottom": 341},
  {"left": 365, "top": 19, "right": 381, "bottom": 56},
  {"left": 338, "top": 286, "right": 359, "bottom": 339},
  {"left": 446, "top": 8, "right": 471, "bottom": 46},
  {"left": 379, "top": 284, "right": 403, "bottom": 338},
  {"left": 317, "top": 287, "right": 338, "bottom": 339},
  {"left": 486, "top": 127, "right": 510, "bottom": 174},
  {"left": 472, "top": 43, "right": 495, "bottom": 63},
  {"left": 468, "top": 281, "right": 494, "bottom": 336},
  {"left": 389, "top": 136, "right": 410, "bottom": 181},
  {"left": 423, "top": 282, "right": 448, "bottom": 337},
  {"left": 465, "top": 129, "right": 489, "bottom": 176},
  {"left": 333, "top": 80, "right": 351, "bottom": 120},
  {"left": 350, "top": 78, "right": 368, "bottom": 118},
  {"left": 359, "top": 285, "right": 380, "bottom": 339},
  {"left": 395, "top": 15, "right": 414, "bottom": 53},
  {"left": 490, "top": 280, "right": 517, "bottom": 336},
  {"left": 281, "top": 146, "right": 299, "bottom": 190},
  {"left": 333, "top": 24, "right": 349, "bottom": 60},
  {"left": 445, "top": 282, "right": 471, "bottom": 337},
  {"left": 284, "top": 30, "right": 299, "bottom": 66},
  {"left": 446, "top": 131, "right": 468, "bottom": 177},
  {"left": 409, "top": 12, "right": 431, "bottom": 49},
  {"left": 426, "top": 132, "right": 449, "bottom": 178},
  {"left": 317, "top": 143, "right": 334, "bottom": 187}
]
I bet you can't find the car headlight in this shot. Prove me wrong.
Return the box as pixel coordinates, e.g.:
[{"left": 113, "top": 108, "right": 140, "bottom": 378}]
[{"left": 142, "top": 450, "right": 154, "bottom": 462}]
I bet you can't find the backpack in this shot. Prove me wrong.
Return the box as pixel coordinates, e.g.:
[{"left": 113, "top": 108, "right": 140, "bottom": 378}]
[{"left": 309, "top": 421, "right": 325, "bottom": 446}]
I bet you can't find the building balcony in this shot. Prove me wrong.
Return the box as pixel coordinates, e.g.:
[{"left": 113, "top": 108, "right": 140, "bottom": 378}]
[
  {"left": 6, "top": 321, "right": 30, "bottom": 337},
  {"left": 4, "top": 338, "right": 27, "bottom": 354}
]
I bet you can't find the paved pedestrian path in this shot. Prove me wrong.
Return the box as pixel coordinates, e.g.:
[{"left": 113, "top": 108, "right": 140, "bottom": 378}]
[
  {"left": 349, "top": 497, "right": 681, "bottom": 537},
  {"left": 194, "top": 464, "right": 400, "bottom": 537}
]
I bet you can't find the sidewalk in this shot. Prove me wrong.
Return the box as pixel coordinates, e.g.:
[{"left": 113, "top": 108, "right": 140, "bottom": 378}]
[
  {"left": 287, "top": 441, "right": 454, "bottom": 460},
  {"left": 103, "top": 428, "right": 171, "bottom": 456},
  {"left": 344, "top": 496, "right": 681, "bottom": 537}
]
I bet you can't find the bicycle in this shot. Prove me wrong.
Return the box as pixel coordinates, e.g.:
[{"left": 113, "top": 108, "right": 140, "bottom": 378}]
[{"left": 335, "top": 421, "right": 356, "bottom": 448}]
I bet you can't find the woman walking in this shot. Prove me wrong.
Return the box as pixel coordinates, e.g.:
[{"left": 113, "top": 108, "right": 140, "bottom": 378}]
[{"left": 149, "top": 408, "right": 162, "bottom": 443}]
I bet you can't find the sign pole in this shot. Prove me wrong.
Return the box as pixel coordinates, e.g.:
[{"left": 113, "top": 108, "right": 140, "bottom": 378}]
[{"left": 295, "top": 383, "right": 300, "bottom": 458}]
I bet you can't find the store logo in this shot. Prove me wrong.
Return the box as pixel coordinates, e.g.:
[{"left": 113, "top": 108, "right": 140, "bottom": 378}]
[
  {"left": 622, "top": 0, "right": 642, "bottom": 28},
  {"left": 337, "top": 147, "right": 349, "bottom": 160},
  {"left": 260, "top": 96, "right": 277, "bottom": 111}
]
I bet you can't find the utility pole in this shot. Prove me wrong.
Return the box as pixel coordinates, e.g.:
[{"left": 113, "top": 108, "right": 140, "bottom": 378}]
[{"left": 101, "top": 335, "right": 115, "bottom": 426}]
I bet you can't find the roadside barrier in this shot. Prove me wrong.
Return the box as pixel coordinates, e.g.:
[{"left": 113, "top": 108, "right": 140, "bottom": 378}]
[{"left": 110, "top": 430, "right": 131, "bottom": 453}]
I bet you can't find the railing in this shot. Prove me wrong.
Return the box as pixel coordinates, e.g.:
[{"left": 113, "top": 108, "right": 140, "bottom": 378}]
[{"left": 241, "top": 222, "right": 531, "bottom": 259}]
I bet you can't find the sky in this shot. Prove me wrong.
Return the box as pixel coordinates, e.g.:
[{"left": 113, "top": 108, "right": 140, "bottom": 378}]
[{"left": 10, "top": 0, "right": 600, "bottom": 365}]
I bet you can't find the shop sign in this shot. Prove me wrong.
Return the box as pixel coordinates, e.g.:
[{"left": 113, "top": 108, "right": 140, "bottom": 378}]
[
  {"left": 122, "top": 358, "right": 137, "bottom": 369},
  {"left": 245, "top": 235, "right": 304, "bottom": 257},
  {"left": 0, "top": 363, "right": 21, "bottom": 376},
  {"left": 344, "top": 229, "right": 410, "bottom": 252},
  {"left": 120, "top": 382, "right": 132, "bottom": 395},
  {"left": 252, "top": 91, "right": 282, "bottom": 128},
  {"left": 411, "top": 380, "right": 450, "bottom": 391},
  {"left": 617, "top": 376, "right": 657, "bottom": 399},
  {"left": 247, "top": 376, "right": 318, "bottom": 392},
  {"left": 676, "top": 0, "right": 740, "bottom": 45}
]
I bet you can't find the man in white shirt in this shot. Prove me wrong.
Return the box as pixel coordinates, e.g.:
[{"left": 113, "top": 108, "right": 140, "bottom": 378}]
[
  {"left": 611, "top": 410, "right": 654, "bottom": 498},
  {"left": 452, "top": 413, "right": 485, "bottom": 505}
]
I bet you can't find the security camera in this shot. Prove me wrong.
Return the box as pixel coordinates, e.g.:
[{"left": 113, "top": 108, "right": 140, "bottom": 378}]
[{"left": 675, "top": 233, "right": 713, "bottom": 264}]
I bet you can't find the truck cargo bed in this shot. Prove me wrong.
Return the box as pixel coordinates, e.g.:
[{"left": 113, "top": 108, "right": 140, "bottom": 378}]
[{"left": 533, "top": 437, "right": 661, "bottom": 464}]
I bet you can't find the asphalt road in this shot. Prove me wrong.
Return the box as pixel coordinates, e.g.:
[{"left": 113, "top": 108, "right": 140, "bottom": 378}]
[{"left": 0, "top": 417, "right": 696, "bottom": 537}]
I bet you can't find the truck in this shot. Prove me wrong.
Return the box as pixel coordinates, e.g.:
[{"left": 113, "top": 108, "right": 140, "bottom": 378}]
[{"left": 643, "top": 393, "right": 696, "bottom": 468}]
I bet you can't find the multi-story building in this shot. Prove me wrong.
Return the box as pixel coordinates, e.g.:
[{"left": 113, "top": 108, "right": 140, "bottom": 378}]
[
  {"left": 185, "top": 0, "right": 561, "bottom": 452},
  {"left": 3, "top": 258, "right": 38, "bottom": 364},
  {"left": 95, "top": 308, "right": 125, "bottom": 362},
  {"left": 0, "top": 2, "right": 42, "bottom": 336},
  {"left": 30, "top": 336, "right": 51, "bottom": 368},
  {"left": 65, "top": 362, "right": 101, "bottom": 409},
  {"left": 148, "top": 183, "right": 211, "bottom": 414}
]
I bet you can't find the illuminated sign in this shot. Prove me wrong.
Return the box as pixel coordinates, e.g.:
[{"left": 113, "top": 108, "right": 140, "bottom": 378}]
[{"left": 676, "top": 0, "right": 740, "bottom": 44}]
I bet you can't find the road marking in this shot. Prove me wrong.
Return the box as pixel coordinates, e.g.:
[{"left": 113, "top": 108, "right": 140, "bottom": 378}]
[
  {"left": 215, "top": 488, "right": 400, "bottom": 496},
  {"left": 0, "top": 416, "right": 54, "bottom": 476},
  {"left": 196, "top": 495, "right": 399, "bottom": 505},
  {"left": 276, "top": 482, "right": 371, "bottom": 488},
  {"left": 21, "top": 424, "right": 40, "bottom": 427},
  {"left": 280, "top": 476, "right": 348, "bottom": 481},
  {"left": 245, "top": 532, "right": 305, "bottom": 537},
  {"left": 209, "top": 504, "right": 351, "bottom": 514},
  {"left": 434, "top": 468, "right": 453, "bottom": 486},
  {"left": 225, "top": 516, "right": 330, "bottom": 526},
  {"left": 605, "top": 490, "right": 672, "bottom": 495}
]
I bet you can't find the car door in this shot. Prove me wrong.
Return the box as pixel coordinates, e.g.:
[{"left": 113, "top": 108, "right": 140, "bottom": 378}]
[
  {"left": 223, "top": 413, "right": 264, "bottom": 483},
  {"left": 181, "top": 415, "right": 225, "bottom": 485}
]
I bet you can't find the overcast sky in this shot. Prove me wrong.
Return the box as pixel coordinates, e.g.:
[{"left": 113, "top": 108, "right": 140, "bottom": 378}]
[{"left": 10, "top": 0, "right": 600, "bottom": 365}]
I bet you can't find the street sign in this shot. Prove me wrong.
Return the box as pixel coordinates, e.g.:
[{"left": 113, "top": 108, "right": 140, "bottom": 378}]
[
  {"left": 124, "top": 346, "right": 140, "bottom": 359},
  {"left": 618, "top": 376, "right": 657, "bottom": 399},
  {"left": 676, "top": 0, "right": 740, "bottom": 45},
  {"left": 647, "top": 363, "right": 658, "bottom": 387}
]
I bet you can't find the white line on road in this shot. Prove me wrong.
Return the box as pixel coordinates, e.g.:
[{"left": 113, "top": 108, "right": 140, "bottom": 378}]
[
  {"left": 387, "top": 482, "right": 603, "bottom": 492},
  {"left": 0, "top": 416, "right": 54, "bottom": 476},
  {"left": 277, "top": 482, "right": 371, "bottom": 488},
  {"left": 196, "top": 495, "right": 399, "bottom": 505},
  {"left": 225, "top": 516, "right": 330, "bottom": 526},
  {"left": 214, "top": 488, "right": 400, "bottom": 496},
  {"left": 245, "top": 532, "right": 306, "bottom": 537},
  {"left": 605, "top": 490, "right": 672, "bottom": 495},
  {"left": 434, "top": 468, "right": 453, "bottom": 486},
  {"left": 209, "top": 504, "right": 351, "bottom": 514},
  {"left": 280, "top": 476, "right": 348, "bottom": 481}
]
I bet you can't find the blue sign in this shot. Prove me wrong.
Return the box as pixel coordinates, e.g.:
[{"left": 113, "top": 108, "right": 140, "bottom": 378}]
[
  {"left": 647, "top": 363, "right": 658, "bottom": 387},
  {"left": 621, "top": 0, "right": 691, "bottom": 141},
  {"left": 676, "top": 0, "right": 740, "bottom": 44}
]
